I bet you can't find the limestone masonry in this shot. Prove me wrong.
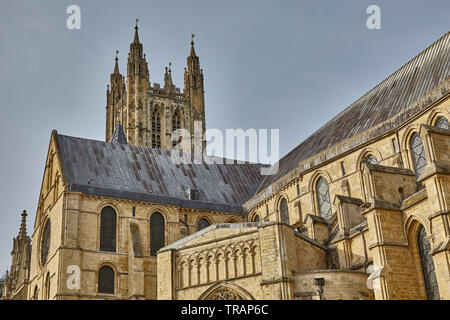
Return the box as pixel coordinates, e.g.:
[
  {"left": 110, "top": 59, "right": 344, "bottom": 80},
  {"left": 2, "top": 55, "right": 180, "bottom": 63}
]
[{"left": 2, "top": 25, "right": 450, "bottom": 300}]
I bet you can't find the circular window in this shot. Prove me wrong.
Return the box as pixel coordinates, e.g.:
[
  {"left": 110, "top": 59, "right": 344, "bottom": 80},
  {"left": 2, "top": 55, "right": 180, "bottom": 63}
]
[{"left": 40, "top": 219, "right": 51, "bottom": 266}]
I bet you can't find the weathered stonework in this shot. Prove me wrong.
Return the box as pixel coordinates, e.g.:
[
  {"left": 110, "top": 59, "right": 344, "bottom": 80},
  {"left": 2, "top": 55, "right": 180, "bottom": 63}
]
[{"left": 3, "top": 28, "right": 450, "bottom": 301}]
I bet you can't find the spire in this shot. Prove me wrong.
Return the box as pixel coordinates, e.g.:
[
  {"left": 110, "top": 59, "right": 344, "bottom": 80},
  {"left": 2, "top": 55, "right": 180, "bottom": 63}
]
[
  {"left": 185, "top": 34, "right": 203, "bottom": 89},
  {"left": 190, "top": 34, "right": 197, "bottom": 57},
  {"left": 134, "top": 18, "right": 140, "bottom": 43},
  {"left": 110, "top": 122, "right": 128, "bottom": 144},
  {"left": 18, "top": 210, "right": 27, "bottom": 239},
  {"left": 164, "top": 62, "right": 174, "bottom": 91},
  {"left": 113, "top": 50, "right": 120, "bottom": 74}
]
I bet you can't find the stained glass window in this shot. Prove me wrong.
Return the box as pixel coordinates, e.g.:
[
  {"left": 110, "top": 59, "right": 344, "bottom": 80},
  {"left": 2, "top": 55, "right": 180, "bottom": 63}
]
[
  {"left": 435, "top": 116, "right": 449, "bottom": 129},
  {"left": 280, "top": 198, "right": 290, "bottom": 225},
  {"left": 150, "top": 212, "right": 165, "bottom": 256},
  {"left": 100, "top": 207, "right": 117, "bottom": 252},
  {"left": 198, "top": 219, "right": 210, "bottom": 231},
  {"left": 410, "top": 133, "right": 427, "bottom": 178},
  {"left": 98, "top": 266, "right": 114, "bottom": 294},
  {"left": 40, "top": 219, "right": 51, "bottom": 266},
  {"left": 316, "top": 177, "right": 332, "bottom": 219},
  {"left": 417, "top": 226, "right": 440, "bottom": 300}
]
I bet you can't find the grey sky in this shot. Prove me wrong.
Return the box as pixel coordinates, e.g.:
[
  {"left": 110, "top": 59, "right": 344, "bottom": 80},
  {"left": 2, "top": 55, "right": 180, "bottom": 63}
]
[{"left": 0, "top": 0, "right": 449, "bottom": 272}]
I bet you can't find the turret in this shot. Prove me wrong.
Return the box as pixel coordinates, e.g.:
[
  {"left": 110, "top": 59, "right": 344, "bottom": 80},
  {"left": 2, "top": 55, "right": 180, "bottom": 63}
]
[
  {"left": 184, "top": 35, "right": 206, "bottom": 152},
  {"left": 126, "top": 19, "right": 150, "bottom": 145},
  {"left": 164, "top": 63, "right": 175, "bottom": 94},
  {"left": 3, "top": 210, "right": 31, "bottom": 300},
  {"left": 106, "top": 50, "right": 126, "bottom": 142}
]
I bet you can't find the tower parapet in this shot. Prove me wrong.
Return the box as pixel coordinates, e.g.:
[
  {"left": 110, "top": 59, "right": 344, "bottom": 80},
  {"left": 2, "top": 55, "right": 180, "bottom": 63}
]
[{"left": 105, "top": 23, "right": 205, "bottom": 152}]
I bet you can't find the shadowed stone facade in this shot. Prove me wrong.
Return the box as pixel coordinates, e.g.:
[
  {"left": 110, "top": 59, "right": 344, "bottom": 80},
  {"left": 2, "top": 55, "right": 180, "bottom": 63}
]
[{"left": 2, "top": 27, "right": 450, "bottom": 300}]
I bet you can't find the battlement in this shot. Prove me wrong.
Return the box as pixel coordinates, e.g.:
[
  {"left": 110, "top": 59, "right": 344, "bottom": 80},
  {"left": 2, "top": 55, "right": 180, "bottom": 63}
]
[{"left": 148, "top": 83, "right": 185, "bottom": 101}]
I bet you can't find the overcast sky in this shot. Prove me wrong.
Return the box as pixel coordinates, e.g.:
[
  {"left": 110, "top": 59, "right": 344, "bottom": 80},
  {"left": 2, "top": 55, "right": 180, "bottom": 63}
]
[{"left": 0, "top": 0, "right": 449, "bottom": 273}]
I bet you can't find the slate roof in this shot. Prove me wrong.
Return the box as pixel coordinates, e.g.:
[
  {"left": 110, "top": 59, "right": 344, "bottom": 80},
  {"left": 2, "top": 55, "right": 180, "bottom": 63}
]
[
  {"left": 256, "top": 31, "right": 450, "bottom": 193},
  {"left": 57, "top": 134, "right": 265, "bottom": 214},
  {"left": 110, "top": 123, "right": 128, "bottom": 144}
]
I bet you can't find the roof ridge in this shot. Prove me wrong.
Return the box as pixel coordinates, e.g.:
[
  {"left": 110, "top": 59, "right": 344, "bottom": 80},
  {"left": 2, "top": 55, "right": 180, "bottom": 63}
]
[{"left": 58, "top": 133, "right": 265, "bottom": 166}]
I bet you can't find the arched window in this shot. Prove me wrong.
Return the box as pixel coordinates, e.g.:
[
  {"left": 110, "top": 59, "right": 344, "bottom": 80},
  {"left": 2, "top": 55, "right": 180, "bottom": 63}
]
[
  {"left": 198, "top": 219, "right": 210, "bottom": 231},
  {"left": 252, "top": 215, "right": 260, "bottom": 222},
  {"left": 362, "top": 154, "right": 378, "bottom": 165},
  {"left": 435, "top": 116, "right": 449, "bottom": 129},
  {"left": 417, "top": 226, "right": 440, "bottom": 300},
  {"left": 316, "top": 177, "right": 332, "bottom": 219},
  {"left": 410, "top": 133, "right": 427, "bottom": 178},
  {"left": 98, "top": 266, "right": 114, "bottom": 294},
  {"left": 100, "top": 207, "right": 117, "bottom": 252},
  {"left": 172, "top": 111, "right": 182, "bottom": 147},
  {"left": 40, "top": 219, "right": 51, "bottom": 266},
  {"left": 280, "top": 198, "right": 290, "bottom": 224},
  {"left": 152, "top": 109, "right": 161, "bottom": 148},
  {"left": 150, "top": 212, "right": 165, "bottom": 256}
]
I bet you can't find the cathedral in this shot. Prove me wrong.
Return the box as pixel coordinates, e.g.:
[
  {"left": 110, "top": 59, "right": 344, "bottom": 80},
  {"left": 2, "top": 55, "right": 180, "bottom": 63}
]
[{"left": 2, "top": 24, "right": 450, "bottom": 300}]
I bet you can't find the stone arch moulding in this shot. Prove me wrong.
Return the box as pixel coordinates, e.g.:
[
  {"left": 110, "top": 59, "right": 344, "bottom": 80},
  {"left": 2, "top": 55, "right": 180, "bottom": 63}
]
[
  {"left": 400, "top": 124, "right": 421, "bottom": 154},
  {"left": 356, "top": 148, "right": 383, "bottom": 169},
  {"left": 309, "top": 170, "right": 333, "bottom": 218},
  {"left": 400, "top": 124, "right": 423, "bottom": 172},
  {"left": 405, "top": 215, "right": 432, "bottom": 241},
  {"left": 195, "top": 214, "right": 214, "bottom": 226},
  {"left": 96, "top": 262, "right": 118, "bottom": 295},
  {"left": 96, "top": 201, "right": 122, "bottom": 217},
  {"left": 273, "top": 192, "right": 289, "bottom": 214},
  {"left": 198, "top": 281, "right": 255, "bottom": 300},
  {"left": 96, "top": 260, "right": 118, "bottom": 273},
  {"left": 224, "top": 216, "right": 240, "bottom": 223},
  {"left": 308, "top": 170, "right": 333, "bottom": 193},
  {"left": 146, "top": 205, "right": 171, "bottom": 222},
  {"left": 426, "top": 106, "right": 450, "bottom": 126}
]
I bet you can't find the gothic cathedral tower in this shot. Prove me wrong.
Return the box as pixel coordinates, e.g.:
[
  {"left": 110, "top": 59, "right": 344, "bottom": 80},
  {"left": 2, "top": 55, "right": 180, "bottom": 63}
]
[{"left": 106, "top": 22, "right": 206, "bottom": 152}]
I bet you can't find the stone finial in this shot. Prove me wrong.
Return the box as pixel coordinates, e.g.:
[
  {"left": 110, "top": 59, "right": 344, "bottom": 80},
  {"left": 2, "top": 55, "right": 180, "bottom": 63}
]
[{"left": 18, "top": 210, "right": 27, "bottom": 239}]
